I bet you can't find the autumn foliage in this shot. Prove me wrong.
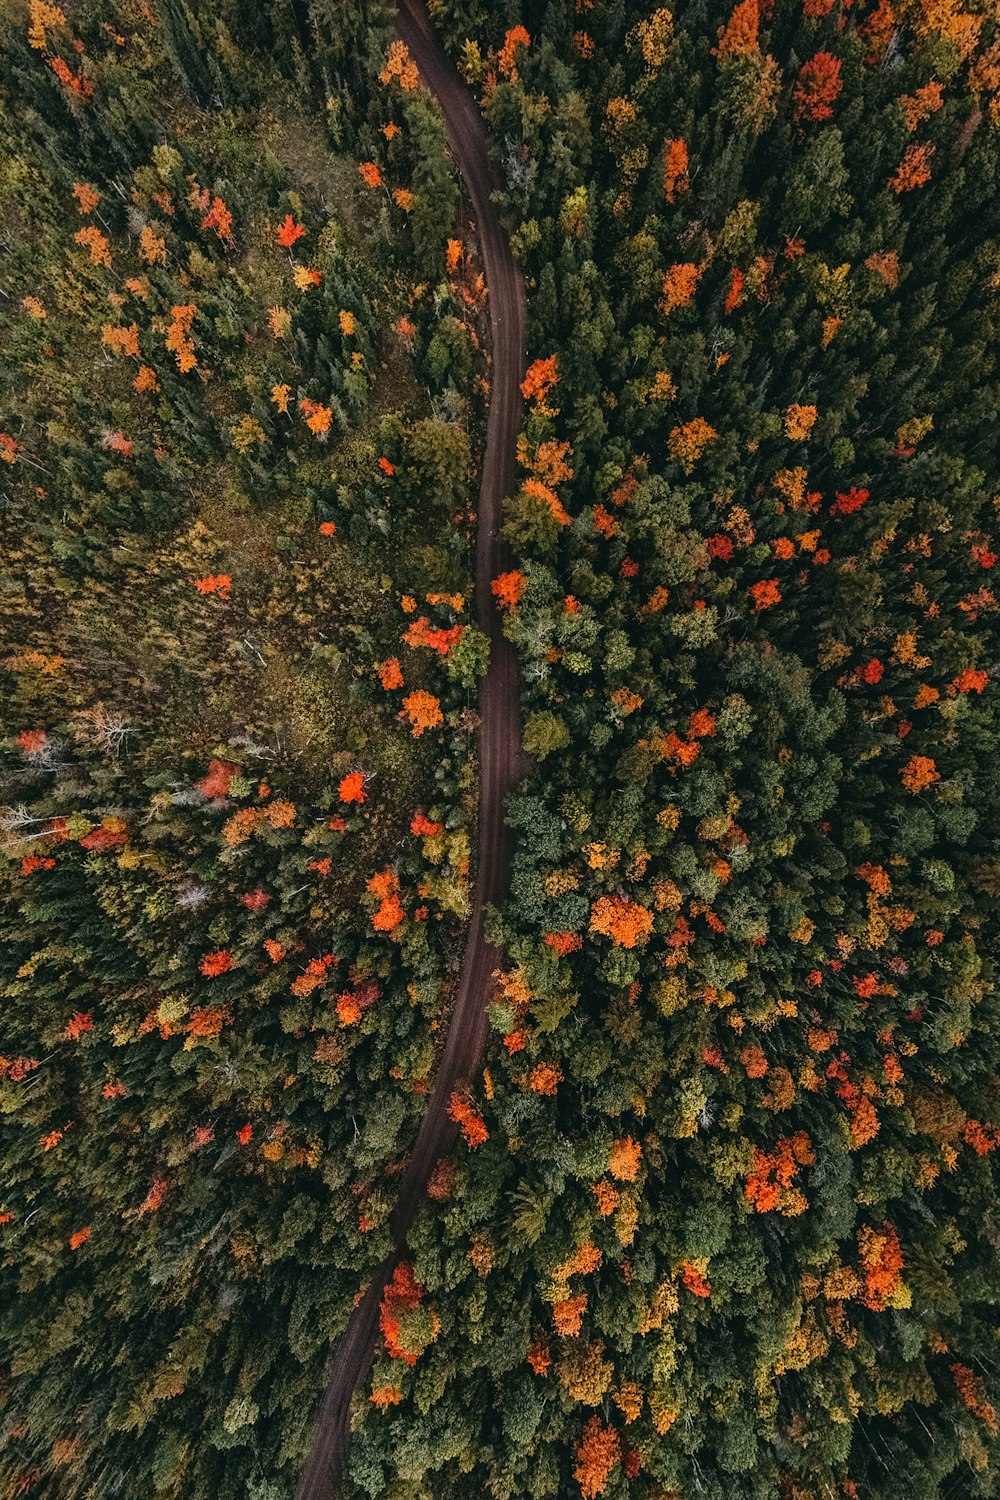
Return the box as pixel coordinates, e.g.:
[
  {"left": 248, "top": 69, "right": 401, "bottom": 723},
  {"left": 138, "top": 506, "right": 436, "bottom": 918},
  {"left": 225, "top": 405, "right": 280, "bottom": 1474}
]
[
  {"left": 793, "top": 51, "right": 843, "bottom": 123},
  {"left": 7, "top": 1, "right": 1000, "bottom": 1497}
]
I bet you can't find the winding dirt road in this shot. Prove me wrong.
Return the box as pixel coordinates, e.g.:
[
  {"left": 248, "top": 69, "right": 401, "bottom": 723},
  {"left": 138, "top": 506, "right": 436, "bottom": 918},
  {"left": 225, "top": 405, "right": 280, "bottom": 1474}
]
[{"left": 294, "top": 5, "right": 526, "bottom": 1496}]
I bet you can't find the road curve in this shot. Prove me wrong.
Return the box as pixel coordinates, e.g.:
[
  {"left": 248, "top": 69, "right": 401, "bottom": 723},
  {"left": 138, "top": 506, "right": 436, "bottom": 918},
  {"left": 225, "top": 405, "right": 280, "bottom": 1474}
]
[{"left": 294, "top": 5, "right": 526, "bottom": 1497}]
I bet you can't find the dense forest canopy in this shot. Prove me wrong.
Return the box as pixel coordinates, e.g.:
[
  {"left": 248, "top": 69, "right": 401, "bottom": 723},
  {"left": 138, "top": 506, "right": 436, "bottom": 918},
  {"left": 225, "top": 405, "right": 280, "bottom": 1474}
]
[
  {"left": 3, "top": 0, "right": 1000, "bottom": 1498},
  {"left": 2, "top": 1, "right": 488, "bottom": 1494},
  {"left": 349, "top": 2, "right": 1000, "bottom": 1499}
]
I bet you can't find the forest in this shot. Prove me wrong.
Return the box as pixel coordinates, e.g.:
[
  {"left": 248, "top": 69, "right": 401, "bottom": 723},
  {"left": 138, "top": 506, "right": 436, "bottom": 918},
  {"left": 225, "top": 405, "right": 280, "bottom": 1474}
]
[
  {"left": 3, "top": 0, "right": 1000, "bottom": 1498},
  {"left": 2, "top": 0, "right": 488, "bottom": 1494}
]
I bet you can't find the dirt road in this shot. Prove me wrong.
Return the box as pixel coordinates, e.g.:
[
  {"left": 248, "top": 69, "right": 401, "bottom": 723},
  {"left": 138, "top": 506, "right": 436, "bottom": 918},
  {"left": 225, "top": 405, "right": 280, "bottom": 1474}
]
[{"left": 294, "top": 4, "right": 526, "bottom": 1495}]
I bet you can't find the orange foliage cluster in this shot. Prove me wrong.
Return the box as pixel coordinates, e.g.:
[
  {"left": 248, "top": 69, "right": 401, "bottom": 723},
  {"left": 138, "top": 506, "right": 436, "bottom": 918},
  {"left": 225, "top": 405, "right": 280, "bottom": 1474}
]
[
  {"left": 139, "top": 225, "right": 166, "bottom": 265},
  {"left": 527, "top": 1332, "right": 551, "bottom": 1375},
  {"left": 589, "top": 896, "right": 653, "bottom": 948},
  {"left": 223, "top": 797, "right": 296, "bottom": 847},
  {"left": 556, "top": 1244, "right": 602, "bottom": 1281},
  {"left": 336, "top": 979, "right": 380, "bottom": 1027},
  {"left": 166, "top": 303, "right": 197, "bottom": 373},
  {"left": 492, "top": 570, "right": 527, "bottom": 610},
  {"left": 952, "top": 667, "right": 988, "bottom": 695},
  {"left": 744, "top": 1132, "right": 815, "bottom": 1215},
  {"left": 523, "top": 478, "right": 570, "bottom": 526},
  {"left": 521, "top": 354, "right": 559, "bottom": 409},
  {"left": 715, "top": 0, "right": 760, "bottom": 59},
  {"left": 338, "top": 771, "right": 366, "bottom": 804},
  {"left": 186, "top": 1006, "right": 230, "bottom": 1040},
  {"left": 74, "top": 226, "right": 110, "bottom": 267},
  {"left": 401, "top": 689, "right": 443, "bottom": 737},
  {"left": 832, "top": 485, "right": 869, "bottom": 516},
  {"left": 865, "top": 250, "right": 901, "bottom": 288},
  {"left": 367, "top": 868, "right": 404, "bottom": 932},
  {"left": 741, "top": 1046, "right": 769, "bottom": 1079},
  {"left": 527, "top": 438, "right": 574, "bottom": 486},
  {"left": 608, "top": 1136, "right": 642, "bottom": 1181},
  {"left": 725, "top": 266, "right": 745, "bottom": 314},
  {"left": 680, "top": 1260, "right": 711, "bottom": 1297},
  {"left": 900, "top": 753, "right": 940, "bottom": 793},
  {"left": 49, "top": 54, "right": 93, "bottom": 102},
  {"left": 194, "top": 573, "right": 231, "bottom": 599},
  {"left": 668, "top": 416, "right": 717, "bottom": 471},
  {"left": 102, "top": 430, "right": 133, "bottom": 458},
  {"left": 660, "top": 261, "right": 700, "bottom": 315},
  {"left": 544, "top": 930, "right": 584, "bottom": 956},
  {"left": 749, "top": 578, "right": 781, "bottom": 611},
  {"left": 856, "top": 0, "right": 895, "bottom": 62},
  {"left": 137, "top": 1174, "right": 168, "bottom": 1216},
  {"left": 299, "top": 397, "right": 333, "bottom": 436},
  {"left": 447, "top": 1091, "right": 489, "bottom": 1148},
  {"left": 79, "top": 822, "right": 128, "bottom": 852},
  {"left": 200, "top": 195, "right": 233, "bottom": 242},
  {"left": 527, "top": 1063, "right": 563, "bottom": 1095},
  {"left": 0, "top": 1056, "right": 39, "bottom": 1083},
  {"left": 611, "top": 687, "right": 643, "bottom": 716},
  {"left": 379, "top": 39, "right": 419, "bottom": 89},
  {"left": 72, "top": 181, "right": 99, "bottom": 214},
  {"left": 275, "top": 214, "right": 306, "bottom": 249},
  {"left": 951, "top": 1363, "right": 999, "bottom": 1433},
  {"left": 785, "top": 403, "right": 818, "bottom": 440},
  {"left": 889, "top": 142, "right": 934, "bottom": 192},
  {"left": 573, "top": 1416, "right": 621, "bottom": 1499},
  {"left": 197, "top": 759, "right": 239, "bottom": 799},
  {"left": 403, "top": 615, "right": 463, "bottom": 656},
  {"left": 663, "top": 137, "right": 689, "bottom": 202},
  {"left": 901, "top": 80, "right": 943, "bottom": 131},
  {"left": 656, "top": 724, "right": 709, "bottom": 772},
  {"left": 592, "top": 1180, "right": 619, "bottom": 1216},
  {"left": 498, "top": 25, "right": 531, "bottom": 81},
  {"left": 379, "top": 1261, "right": 425, "bottom": 1364},
  {"left": 793, "top": 51, "right": 843, "bottom": 123},
  {"left": 378, "top": 657, "right": 404, "bottom": 690},
  {"left": 137, "top": 359, "right": 163, "bottom": 393},
  {"left": 552, "top": 1293, "right": 588, "bottom": 1336},
  {"left": 199, "top": 949, "right": 234, "bottom": 978},
  {"left": 289, "top": 954, "right": 334, "bottom": 999},
  {"left": 592, "top": 504, "right": 618, "bottom": 540},
  {"left": 857, "top": 1223, "right": 904, "bottom": 1310},
  {"left": 102, "top": 323, "right": 140, "bottom": 358},
  {"left": 826, "top": 1053, "right": 880, "bottom": 1147},
  {"left": 962, "top": 1119, "right": 1000, "bottom": 1156},
  {"left": 857, "top": 861, "right": 892, "bottom": 895}
]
